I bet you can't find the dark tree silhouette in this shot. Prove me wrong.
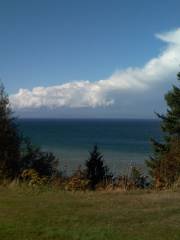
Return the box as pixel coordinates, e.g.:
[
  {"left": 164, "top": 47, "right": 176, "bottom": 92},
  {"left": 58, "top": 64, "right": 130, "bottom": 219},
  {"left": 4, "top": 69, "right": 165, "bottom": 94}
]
[
  {"left": 86, "top": 145, "right": 109, "bottom": 189},
  {"left": 0, "top": 83, "right": 21, "bottom": 179},
  {"left": 146, "top": 72, "right": 180, "bottom": 186},
  {"left": 20, "top": 138, "right": 59, "bottom": 178},
  {"left": 0, "top": 83, "right": 59, "bottom": 180}
]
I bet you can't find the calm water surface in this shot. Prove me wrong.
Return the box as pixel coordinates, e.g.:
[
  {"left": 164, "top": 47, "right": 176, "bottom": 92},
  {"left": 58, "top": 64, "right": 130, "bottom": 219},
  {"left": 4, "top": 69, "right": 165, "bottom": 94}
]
[{"left": 18, "top": 119, "right": 162, "bottom": 175}]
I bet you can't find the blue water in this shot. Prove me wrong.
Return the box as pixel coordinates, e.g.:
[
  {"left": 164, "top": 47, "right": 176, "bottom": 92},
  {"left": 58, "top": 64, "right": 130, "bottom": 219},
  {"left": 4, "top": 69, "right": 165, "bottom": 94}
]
[{"left": 18, "top": 119, "right": 162, "bottom": 175}]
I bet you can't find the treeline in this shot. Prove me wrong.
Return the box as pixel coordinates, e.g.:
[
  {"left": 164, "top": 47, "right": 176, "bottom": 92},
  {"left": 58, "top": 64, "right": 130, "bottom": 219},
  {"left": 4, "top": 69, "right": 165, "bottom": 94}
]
[{"left": 0, "top": 71, "right": 180, "bottom": 190}]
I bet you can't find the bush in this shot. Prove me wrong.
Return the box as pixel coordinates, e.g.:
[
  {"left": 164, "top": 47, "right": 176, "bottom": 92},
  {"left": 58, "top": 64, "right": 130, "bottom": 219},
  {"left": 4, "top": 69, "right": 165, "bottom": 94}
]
[
  {"left": 65, "top": 166, "right": 90, "bottom": 191},
  {"left": 130, "top": 166, "right": 149, "bottom": 189},
  {"left": 21, "top": 169, "right": 48, "bottom": 186},
  {"left": 20, "top": 138, "right": 59, "bottom": 178}
]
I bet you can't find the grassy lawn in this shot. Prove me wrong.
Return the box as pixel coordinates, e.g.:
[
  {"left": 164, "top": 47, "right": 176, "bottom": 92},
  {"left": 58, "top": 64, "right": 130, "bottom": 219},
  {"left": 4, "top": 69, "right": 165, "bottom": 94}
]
[{"left": 0, "top": 186, "right": 180, "bottom": 240}]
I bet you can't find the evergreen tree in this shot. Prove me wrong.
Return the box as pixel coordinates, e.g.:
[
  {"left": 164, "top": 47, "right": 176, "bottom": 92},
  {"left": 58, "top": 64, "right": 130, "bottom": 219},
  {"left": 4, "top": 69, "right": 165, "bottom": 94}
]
[
  {"left": 86, "top": 145, "right": 109, "bottom": 189},
  {"left": 0, "top": 83, "right": 59, "bottom": 180},
  {"left": 20, "top": 138, "right": 59, "bottom": 177},
  {"left": 146, "top": 72, "right": 180, "bottom": 186},
  {"left": 0, "top": 84, "right": 21, "bottom": 178}
]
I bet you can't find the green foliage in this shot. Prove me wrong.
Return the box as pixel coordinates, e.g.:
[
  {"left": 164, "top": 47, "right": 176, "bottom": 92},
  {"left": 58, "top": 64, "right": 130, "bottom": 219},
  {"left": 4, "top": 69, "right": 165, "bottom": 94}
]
[
  {"left": 0, "top": 84, "right": 59, "bottom": 180},
  {"left": 86, "top": 145, "right": 110, "bottom": 190},
  {"left": 0, "top": 84, "right": 21, "bottom": 179},
  {"left": 20, "top": 138, "right": 59, "bottom": 178},
  {"left": 161, "top": 73, "right": 180, "bottom": 135},
  {"left": 130, "top": 166, "right": 149, "bottom": 189},
  {"left": 153, "top": 137, "right": 180, "bottom": 188},
  {"left": 146, "top": 72, "right": 180, "bottom": 187}
]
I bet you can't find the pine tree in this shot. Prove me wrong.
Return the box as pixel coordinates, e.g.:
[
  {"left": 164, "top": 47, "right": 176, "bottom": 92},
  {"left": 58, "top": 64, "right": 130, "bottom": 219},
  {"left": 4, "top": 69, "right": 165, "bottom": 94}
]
[
  {"left": 0, "top": 83, "right": 59, "bottom": 180},
  {"left": 86, "top": 145, "right": 109, "bottom": 189},
  {"left": 0, "top": 84, "right": 21, "bottom": 179},
  {"left": 146, "top": 72, "right": 180, "bottom": 186}
]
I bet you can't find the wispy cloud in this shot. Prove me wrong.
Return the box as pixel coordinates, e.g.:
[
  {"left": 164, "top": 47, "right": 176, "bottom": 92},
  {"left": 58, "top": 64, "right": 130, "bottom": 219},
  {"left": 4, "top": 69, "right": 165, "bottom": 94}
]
[{"left": 10, "top": 28, "right": 180, "bottom": 110}]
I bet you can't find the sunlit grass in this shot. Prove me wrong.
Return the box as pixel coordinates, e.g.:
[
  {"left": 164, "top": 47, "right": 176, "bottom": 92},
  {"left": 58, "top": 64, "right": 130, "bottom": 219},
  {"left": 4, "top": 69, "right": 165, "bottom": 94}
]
[{"left": 0, "top": 186, "right": 180, "bottom": 240}]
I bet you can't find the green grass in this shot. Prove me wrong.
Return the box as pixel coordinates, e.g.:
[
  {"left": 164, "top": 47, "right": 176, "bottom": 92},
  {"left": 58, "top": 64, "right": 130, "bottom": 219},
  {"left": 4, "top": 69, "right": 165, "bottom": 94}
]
[{"left": 0, "top": 186, "right": 180, "bottom": 240}]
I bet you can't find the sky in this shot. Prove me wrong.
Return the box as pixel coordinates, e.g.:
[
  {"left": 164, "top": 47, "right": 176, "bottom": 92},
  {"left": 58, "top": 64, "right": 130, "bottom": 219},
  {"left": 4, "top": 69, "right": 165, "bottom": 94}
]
[{"left": 0, "top": 0, "right": 180, "bottom": 118}]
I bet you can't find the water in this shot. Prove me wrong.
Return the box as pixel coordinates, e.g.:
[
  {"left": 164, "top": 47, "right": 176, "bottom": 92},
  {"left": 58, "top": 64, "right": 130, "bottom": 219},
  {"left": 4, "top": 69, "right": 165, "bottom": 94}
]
[{"left": 18, "top": 119, "right": 162, "bottom": 175}]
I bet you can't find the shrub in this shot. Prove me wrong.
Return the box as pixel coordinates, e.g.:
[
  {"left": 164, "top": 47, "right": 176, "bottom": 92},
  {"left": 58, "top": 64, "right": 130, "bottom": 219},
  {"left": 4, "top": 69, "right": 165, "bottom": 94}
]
[
  {"left": 20, "top": 138, "right": 59, "bottom": 178},
  {"left": 21, "top": 169, "right": 48, "bottom": 186},
  {"left": 65, "top": 166, "right": 89, "bottom": 191},
  {"left": 130, "top": 166, "right": 149, "bottom": 189}
]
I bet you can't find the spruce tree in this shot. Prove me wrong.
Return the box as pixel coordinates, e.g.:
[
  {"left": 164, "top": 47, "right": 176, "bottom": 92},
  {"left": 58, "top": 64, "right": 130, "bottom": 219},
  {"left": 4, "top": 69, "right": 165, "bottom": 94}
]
[
  {"left": 0, "top": 84, "right": 21, "bottom": 178},
  {"left": 86, "top": 145, "right": 109, "bottom": 189},
  {"left": 146, "top": 72, "right": 180, "bottom": 186},
  {"left": 0, "top": 83, "right": 59, "bottom": 180}
]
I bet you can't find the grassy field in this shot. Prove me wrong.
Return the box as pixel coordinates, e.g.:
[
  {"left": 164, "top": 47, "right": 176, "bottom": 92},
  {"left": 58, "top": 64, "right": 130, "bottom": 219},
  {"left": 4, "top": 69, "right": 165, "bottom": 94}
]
[{"left": 0, "top": 186, "right": 180, "bottom": 240}]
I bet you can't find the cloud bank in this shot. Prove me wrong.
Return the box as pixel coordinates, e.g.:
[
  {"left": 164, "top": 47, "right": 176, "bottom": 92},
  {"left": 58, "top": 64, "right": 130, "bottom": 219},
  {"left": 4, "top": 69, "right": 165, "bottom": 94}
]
[{"left": 10, "top": 28, "right": 180, "bottom": 112}]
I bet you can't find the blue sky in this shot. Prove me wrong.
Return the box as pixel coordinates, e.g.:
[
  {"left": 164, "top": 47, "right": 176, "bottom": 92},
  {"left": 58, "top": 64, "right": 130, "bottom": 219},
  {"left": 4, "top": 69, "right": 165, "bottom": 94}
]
[{"left": 1, "top": 0, "right": 180, "bottom": 118}]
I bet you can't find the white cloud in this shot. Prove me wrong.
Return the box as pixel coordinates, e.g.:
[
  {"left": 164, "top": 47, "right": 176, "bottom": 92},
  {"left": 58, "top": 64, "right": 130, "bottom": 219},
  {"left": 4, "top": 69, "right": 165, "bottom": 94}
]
[{"left": 10, "top": 28, "right": 180, "bottom": 110}]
